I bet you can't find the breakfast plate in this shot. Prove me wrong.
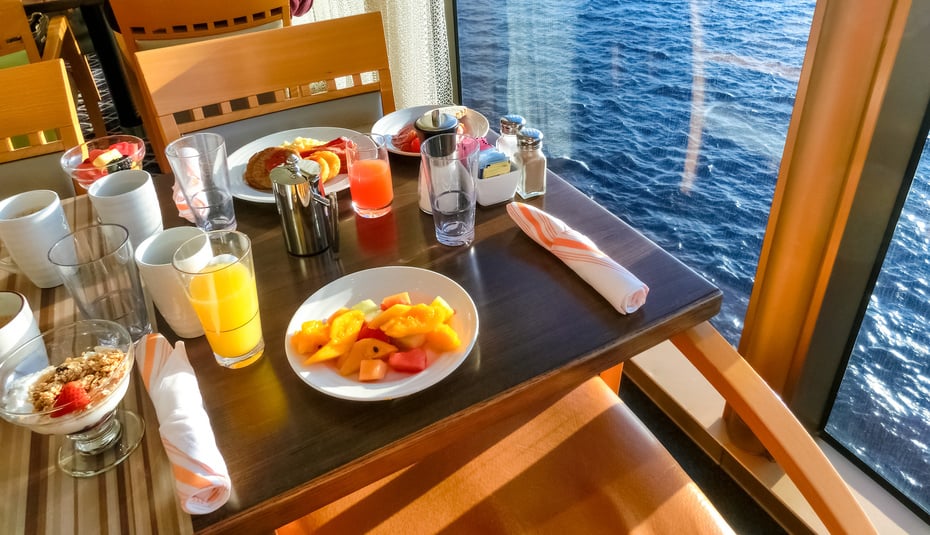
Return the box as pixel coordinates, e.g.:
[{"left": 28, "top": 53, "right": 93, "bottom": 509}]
[
  {"left": 227, "top": 127, "right": 370, "bottom": 203},
  {"left": 372, "top": 105, "right": 490, "bottom": 157},
  {"left": 284, "top": 266, "right": 479, "bottom": 401}
]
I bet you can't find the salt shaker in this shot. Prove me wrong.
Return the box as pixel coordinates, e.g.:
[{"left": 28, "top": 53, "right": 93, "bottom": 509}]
[
  {"left": 515, "top": 128, "right": 546, "bottom": 199},
  {"left": 496, "top": 114, "right": 526, "bottom": 159}
]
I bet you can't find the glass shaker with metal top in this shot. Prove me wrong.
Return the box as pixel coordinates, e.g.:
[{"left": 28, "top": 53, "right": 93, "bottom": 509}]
[
  {"left": 515, "top": 127, "right": 546, "bottom": 199},
  {"left": 496, "top": 114, "right": 526, "bottom": 160},
  {"left": 415, "top": 109, "right": 459, "bottom": 213}
]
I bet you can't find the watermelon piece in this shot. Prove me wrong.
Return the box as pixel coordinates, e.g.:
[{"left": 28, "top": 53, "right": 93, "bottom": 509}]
[{"left": 388, "top": 348, "right": 427, "bottom": 373}]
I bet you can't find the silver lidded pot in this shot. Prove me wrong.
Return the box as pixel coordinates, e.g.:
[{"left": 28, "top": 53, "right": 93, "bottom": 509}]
[
  {"left": 269, "top": 154, "right": 339, "bottom": 256},
  {"left": 416, "top": 109, "right": 460, "bottom": 213}
]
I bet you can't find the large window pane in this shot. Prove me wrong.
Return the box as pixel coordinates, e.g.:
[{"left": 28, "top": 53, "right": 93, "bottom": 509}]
[
  {"left": 825, "top": 137, "right": 930, "bottom": 518},
  {"left": 456, "top": 1, "right": 813, "bottom": 344}
]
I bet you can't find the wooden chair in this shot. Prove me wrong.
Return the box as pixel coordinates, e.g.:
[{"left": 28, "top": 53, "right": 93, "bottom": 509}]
[
  {"left": 0, "top": 0, "right": 107, "bottom": 138},
  {"left": 277, "top": 323, "right": 877, "bottom": 534},
  {"left": 132, "top": 12, "right": 396, "bottom": 172},
  {"left": 107, "top": 0, "right": 292, "bottom": 157},
  {"left": 0, "top": 59, "right": 81, "bottom": 199}
]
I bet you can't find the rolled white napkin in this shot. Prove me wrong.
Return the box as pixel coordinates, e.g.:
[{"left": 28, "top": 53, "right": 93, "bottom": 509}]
[
  {"left": 507, "top": 202, "right": 649, "bottom": 314},
  {"left": 135, "top": 333, "right": 231, "bottom": 514}
]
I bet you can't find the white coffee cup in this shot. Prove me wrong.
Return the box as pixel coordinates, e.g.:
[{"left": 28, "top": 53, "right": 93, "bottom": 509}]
[
  {"left": 0, "top": 291, "right": 41, "bottom": 363},
  {"left": 88, "top": 169, "right": 164, "bottom": 248},
  {"left": 0, "top": 190, "right": 71, "bottom": 288},
  {"left": 134, "top": 226, "right": 206, "bottom": 338}
]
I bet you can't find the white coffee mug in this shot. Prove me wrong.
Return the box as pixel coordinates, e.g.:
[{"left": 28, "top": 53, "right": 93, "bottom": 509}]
[
  {"left": 0, "top": 291, "right": 41, "bottom": 363},
  {"left": 88, "top": 169, "right": 164, "bottom": 248},
  {"left": 134, "top": 226, "right": 206, "bottom": 338},
  {"left": 0, "top": 190, "right": 71, "bottom": 288}
]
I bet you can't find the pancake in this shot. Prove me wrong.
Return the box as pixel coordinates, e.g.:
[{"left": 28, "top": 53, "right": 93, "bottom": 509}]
[{"left": 244, "top": 147, "right": 299, "bottom": 191}]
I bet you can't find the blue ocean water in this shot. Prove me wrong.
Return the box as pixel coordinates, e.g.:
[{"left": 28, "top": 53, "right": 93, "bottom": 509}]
[{"left": 457, "top": 0, "right": 928, "bottom": 516}]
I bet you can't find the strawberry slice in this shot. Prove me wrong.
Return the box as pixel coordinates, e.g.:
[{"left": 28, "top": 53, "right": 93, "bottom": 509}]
[{"left": 51, "top": 381, "right": 90, "bottom": 417}]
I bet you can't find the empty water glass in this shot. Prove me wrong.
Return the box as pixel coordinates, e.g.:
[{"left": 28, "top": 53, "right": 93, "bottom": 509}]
[
  {"left": 165, "top": 133, "right": 237, "bottom": 231},
  {"left": 420, "top": 134, "right": 480, "bottom": 246},
  {"left": 47, "top": 224, "right": 152, "bottom": 341}
]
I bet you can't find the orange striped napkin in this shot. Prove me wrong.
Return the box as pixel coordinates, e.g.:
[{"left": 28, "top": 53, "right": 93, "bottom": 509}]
[
  {"left": 136, "top": 333, "right": 231, "bottom": 514},
  {"left": 507, "top": 202, "right": 649, "bottom": 314}
]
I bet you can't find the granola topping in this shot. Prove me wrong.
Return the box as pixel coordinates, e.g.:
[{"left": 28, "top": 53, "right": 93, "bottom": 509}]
[{"left": 28, "top": 347, "right": 126, "bottom": 413}]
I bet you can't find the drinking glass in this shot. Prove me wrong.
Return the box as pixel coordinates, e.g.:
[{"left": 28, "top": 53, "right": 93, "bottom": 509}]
[
  {"left": 420, "top": 134, "right": 480, "bottom": 246},
  {"left": 172, "top": 230, "right": 264, "bottom": 368},
  {"left": 0, "top": 319, "right": 143, "bottom": 477},
  {"left": 47, "top": 224, "right": 152, "bottom": 341},
  {"left": 346, "top": 134, "right": 393, "bottom": 218},
  {"left": 165, "top": 133, "right": 237, "bottom": 231}
]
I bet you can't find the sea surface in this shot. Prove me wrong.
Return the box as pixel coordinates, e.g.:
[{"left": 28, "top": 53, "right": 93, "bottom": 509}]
[{"left": 457, "top": 0, "right": 928, "bottom": 516}]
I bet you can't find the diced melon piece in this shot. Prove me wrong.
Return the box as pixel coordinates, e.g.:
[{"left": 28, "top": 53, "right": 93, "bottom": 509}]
[
  {"left": 388, "top": 348, "right": 428, "bottom": 373},
  {"left": 306, "top": 310, "right": 364, "bottom": 364},
  {"left": 367, "top": 304, "right": 412, "bottom": 329},
  {"left": 350, "top": 299, "right": 380, "bottom": 322},
  {"left": 430, "top": 296, "right": 455, "bottom": 323},
  {"left": 380, "top": 291, "right": 411, "bottom": 311},
  {"left": 393, "top": 333, "right": 426, "bottom": 350},
  {"left": 339, "top": 338, "right": 398, "bottom": 376},
  {"left": 358, "top": 359, "right": 388, "bottom": 382},
  {"left": 425, "top": 323, "right": 461, "bottom": 352}
]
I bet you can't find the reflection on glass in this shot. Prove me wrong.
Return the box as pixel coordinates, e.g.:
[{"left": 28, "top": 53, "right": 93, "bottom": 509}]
[
  {"left": 826, "top": 139, "right": 930, "bottom": 517},
  {"left": 457, "top": 1, "right": 813, "bottom": 344}
]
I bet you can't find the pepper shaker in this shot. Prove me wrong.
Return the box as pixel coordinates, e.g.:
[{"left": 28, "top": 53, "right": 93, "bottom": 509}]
[{"left": 515, "top": 128, "right": 546, "bottom": 199}]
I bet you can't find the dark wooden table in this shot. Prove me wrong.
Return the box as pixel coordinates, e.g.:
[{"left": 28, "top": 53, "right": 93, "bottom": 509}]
[
  {"left": 1, "top": 154, "right": 721, "bottom": 534},
  {"left": 172, "top": 154, "right": 721, "bottom": 533}
]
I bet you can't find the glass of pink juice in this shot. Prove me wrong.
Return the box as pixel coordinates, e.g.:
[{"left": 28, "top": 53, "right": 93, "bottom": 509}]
[{"left": 347, "top": 134, "right": 393, "bottom": 218}]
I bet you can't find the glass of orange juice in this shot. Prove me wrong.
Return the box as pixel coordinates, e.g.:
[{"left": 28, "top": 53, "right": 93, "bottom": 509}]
[
  {"left": 346, "top": 134, "right": 393, "bottom": 218},
  {"left": 171, "top": 230, "right": 264, "bottom": 368}
]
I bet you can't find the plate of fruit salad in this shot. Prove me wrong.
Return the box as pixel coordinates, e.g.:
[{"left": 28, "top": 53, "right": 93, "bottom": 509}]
[{"left": 284, "top": 266, "right": 479, "bottom": 401}]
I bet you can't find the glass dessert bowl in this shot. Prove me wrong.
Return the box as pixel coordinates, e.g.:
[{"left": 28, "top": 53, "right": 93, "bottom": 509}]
[
  {"left": 0, "top": 319, "right": 143, "bottom": 477},
  {"left": 60, "top": 135, "right": 146, "bottom": 191}
]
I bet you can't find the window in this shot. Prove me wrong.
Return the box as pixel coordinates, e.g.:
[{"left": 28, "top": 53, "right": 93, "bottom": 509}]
[
  {"left": 455, "top": 1, "right": 813, "bottom": 345},
  {"left": 824, "top": 133, "right": 930, "bottom": 519},
  {"left": 454, "top": 0, "right": 928, "bottom": 525}
]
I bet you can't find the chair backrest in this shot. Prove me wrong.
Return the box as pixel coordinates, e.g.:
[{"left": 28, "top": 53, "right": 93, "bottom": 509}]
[
  {"left": 0, "top": 59, "right": 81, "bottom": 199},
  {"left": 108, "top": 0, "right": 291, "bottom": 56},
  {"left": 0, "top": 0, "right": 40, "bottom": 66},
  {"left": 134, "top": 12, "right": 396, "bottom": 172}
]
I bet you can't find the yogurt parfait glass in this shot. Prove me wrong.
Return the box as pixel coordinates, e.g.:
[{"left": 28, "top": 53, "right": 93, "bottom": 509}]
[{"left": 0, "top": 319, "right": 143, "bottom": 477}]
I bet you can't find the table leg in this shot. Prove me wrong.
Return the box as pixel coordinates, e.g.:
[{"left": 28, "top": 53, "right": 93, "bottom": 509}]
[{"left": 78, "top": 4, "right": 141, "bottom": 129}]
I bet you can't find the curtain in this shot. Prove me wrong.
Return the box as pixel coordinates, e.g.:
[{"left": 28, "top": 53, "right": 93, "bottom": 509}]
[{"left": 294, "top": 0, "right": 454, "bottom": 110}]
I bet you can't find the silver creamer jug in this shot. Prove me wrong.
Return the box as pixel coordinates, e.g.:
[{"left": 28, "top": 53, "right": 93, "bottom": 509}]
[{"left": 270, "top": 155, "right": 339, "bottom": 256}]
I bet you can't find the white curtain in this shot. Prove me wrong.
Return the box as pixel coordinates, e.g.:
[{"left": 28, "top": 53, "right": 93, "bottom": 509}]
[{"left": 294, "top": 1, "right": 454, "bottom": 110}]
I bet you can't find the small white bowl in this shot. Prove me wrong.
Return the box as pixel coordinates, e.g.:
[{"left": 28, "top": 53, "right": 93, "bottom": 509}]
[{"left": 477, "top": 168, "right": 520, "bottom": 206}]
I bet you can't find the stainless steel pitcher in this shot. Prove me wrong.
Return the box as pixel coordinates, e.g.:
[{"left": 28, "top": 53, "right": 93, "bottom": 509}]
[{"left": 270, "top": 155, "right": 339, "bottom": 256}]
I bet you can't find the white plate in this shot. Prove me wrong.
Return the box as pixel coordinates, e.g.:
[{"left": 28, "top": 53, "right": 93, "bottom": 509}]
[
  {"left": 372, "top": 105, "right": 491, "bottom": 157},
  {"left": 285, "top": 266, "right": 479, "bottom": 401},
  {"left": 227, "top": 127, "right": 367, "bottom": 203}
]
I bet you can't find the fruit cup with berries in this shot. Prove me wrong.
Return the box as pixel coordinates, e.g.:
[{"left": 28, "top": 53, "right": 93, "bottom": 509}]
[{"left": 60, "top": 135, "right": 146, "bottom": 190}]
